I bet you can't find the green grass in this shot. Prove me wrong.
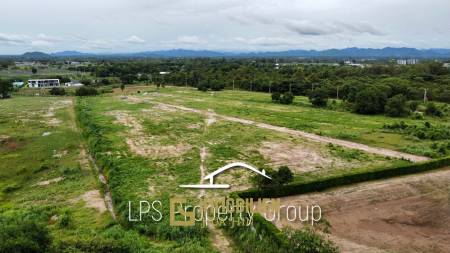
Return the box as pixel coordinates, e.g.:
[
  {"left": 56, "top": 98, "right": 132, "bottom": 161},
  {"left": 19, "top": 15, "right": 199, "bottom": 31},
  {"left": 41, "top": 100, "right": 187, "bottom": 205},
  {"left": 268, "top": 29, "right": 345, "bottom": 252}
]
[
  {"left": 131, "top": 86, "right": 449, "bottom": 156},
  {"left": 0, "top": 96, "right": 160, "bottom": 252}
]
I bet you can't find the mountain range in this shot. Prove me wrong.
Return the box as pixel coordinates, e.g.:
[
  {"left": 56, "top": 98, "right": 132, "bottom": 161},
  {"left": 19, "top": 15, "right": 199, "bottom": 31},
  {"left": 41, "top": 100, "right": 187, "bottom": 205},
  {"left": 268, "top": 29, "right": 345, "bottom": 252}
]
[{"left": 10, "top": 47, "right": 450, "bottom": 59}]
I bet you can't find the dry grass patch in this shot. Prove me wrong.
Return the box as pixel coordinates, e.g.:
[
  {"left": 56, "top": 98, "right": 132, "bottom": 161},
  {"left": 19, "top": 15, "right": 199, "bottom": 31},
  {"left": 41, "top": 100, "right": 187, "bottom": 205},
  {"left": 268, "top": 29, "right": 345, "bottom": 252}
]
[{"left": 108, "top": 110, "right": 191, "bottom": 158}]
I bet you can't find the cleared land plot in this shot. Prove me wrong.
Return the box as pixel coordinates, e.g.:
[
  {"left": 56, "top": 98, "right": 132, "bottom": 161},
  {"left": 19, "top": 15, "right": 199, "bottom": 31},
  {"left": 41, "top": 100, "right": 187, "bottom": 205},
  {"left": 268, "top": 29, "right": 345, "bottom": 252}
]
[
  {"left": 275, "top": 168, "right": 450, "bottom": 253},
  {"left": 88, "top": 95, "right": 408, "bottom": 200},
  {"left": 125, "top": 86, "right": 450, "bottom": 157}
]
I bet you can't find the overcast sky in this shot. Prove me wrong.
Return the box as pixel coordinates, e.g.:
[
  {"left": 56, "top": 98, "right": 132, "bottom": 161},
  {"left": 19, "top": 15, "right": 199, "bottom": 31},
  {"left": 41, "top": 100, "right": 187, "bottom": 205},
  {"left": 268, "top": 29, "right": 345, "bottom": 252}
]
[{"left": 1, "top": 0, "right": 449, "bottom": 54}]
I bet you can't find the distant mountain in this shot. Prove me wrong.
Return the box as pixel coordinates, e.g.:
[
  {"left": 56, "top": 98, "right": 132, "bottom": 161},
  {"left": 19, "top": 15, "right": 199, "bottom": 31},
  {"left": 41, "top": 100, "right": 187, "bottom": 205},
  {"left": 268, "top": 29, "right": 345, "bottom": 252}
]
[
  {"left": 51, "top": 51, "right": 95, "bottom": 57},
  {"left": 14, "top": 47, "right": 450, "bottom": 59},
  {"left": 21, "top": 51, "right": 52, "bottom": 59},
  {"left": 132, "top": 49, "right": 229, "bottom": 58}
]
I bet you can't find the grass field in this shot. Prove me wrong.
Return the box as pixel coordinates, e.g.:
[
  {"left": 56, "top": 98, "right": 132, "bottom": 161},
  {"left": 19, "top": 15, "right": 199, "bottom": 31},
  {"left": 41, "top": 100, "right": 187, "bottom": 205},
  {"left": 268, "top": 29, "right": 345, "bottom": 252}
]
[
  {"left": 1, "top": 85, "right": 447, "bottom": 252},
  {"left": 114, "top": 85, "right": 450, "bottom": 157},
  {"left": 0, "top": 96, "right": 165, "bottom": 252}
]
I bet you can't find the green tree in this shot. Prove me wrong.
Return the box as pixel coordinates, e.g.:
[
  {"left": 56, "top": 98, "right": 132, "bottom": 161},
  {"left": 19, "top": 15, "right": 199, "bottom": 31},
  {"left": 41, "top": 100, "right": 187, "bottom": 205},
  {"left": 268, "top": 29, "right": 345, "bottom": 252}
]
[
  {"left": 354, "top": 87, "right": 387, "bottom": 114},
  {"left": 0, "top": 79, "right": 13, "bottom": 99},
  {"left": 274, "top": 166, "right": 294, "bottom": 185},
  {"left": 308, "top": 88, "right": 328, "bottom": 107},
  {"left": 385, "top": 94, "right": 408, "bottom": 117},
  {"left": 31, "top": 67, "right": 37, "bottom": 74}
]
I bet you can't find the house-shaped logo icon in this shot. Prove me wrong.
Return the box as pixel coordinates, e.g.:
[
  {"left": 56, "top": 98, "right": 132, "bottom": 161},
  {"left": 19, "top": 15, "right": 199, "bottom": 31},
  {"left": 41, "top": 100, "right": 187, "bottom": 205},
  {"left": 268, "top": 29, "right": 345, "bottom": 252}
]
[{"left": 179, "top": 162, "right": 271, "bottom": 189}]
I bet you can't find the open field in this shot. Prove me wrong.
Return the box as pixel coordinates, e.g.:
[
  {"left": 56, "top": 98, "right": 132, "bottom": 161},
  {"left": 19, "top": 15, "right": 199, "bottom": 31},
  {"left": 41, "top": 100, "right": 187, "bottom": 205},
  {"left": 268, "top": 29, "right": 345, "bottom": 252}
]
[
  {"left": 1, "top": 86, "right": 448, "bottom": 252},
  {"left": 0, "top": 96, "right": 167, "bottom": 252},
  {"left": 112, "top": 85, "right": 450, "bottom": 158},
  {"left": 275, "top": 168, "right": 450, "bottom": 253}
]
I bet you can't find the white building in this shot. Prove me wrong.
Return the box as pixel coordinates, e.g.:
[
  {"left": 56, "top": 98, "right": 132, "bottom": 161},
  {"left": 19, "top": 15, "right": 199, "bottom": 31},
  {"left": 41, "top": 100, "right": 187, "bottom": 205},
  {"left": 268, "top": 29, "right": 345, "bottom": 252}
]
[
  {"left": 28, "top": 79, "right": 60, "bottom": 88},
  {"left": 64, "top": 81, "right": 84, "bottom": 87},
  {"left": 13, "top": 81, "right": 24, "bottom": 87},
  {"left": 397, "top": 59, "right": 419, "bottom": 65}
]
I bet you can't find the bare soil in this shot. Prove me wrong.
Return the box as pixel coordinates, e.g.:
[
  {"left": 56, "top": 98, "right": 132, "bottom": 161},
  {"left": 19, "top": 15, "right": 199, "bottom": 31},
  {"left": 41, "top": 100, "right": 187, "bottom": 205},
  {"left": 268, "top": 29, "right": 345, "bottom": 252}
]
[
  {"left": 275, "top": 169, "right": 450, "bottom": 253},
  {"left": 35, "top": 177, "right": 63, "bottom": 186},
  {"left": 108, "top": 110, "right": 191, "bottom": 158},
  {"left": 78, "top": 190, "right": 107, "bottom": 213},
  {"left": 258, "top": 141, "right": 339, "bottom": 173}
]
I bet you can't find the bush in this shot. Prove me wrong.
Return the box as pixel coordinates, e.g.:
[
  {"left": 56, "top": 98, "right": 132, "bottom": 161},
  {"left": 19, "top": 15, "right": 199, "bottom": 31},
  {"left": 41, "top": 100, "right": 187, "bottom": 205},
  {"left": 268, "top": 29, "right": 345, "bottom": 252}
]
[
  {"left": 284, "top": 227, "right": 338, "bottom": 253},
  {"left": 385, "top": 94, "right": 408, "bottom": 117},
  {"left": 308, "top": 88, "right": 328, "bottom": 107},
  {"left": 100, "top": 78, "right": 111, "bottom": 85},
  {"left": 271, "top": 92, "right": 281, "bottom": 102},
  {"left": 408, "top": 100, "right": 419, "bottom": 111},
  {"left": 253, "top": 166, "right": 294, "bottom": 189},
  {"left": 354, "top": 87, "right": 387, "bottom": 114},
  {"left": 425, "top": 102, "right": 443, "bottom": 117},
  {"left": 210, "top": 81, "right": 225, "bottom": 91},
  {"left": 197, "top": 82, "right": 209, "bottom": 92},
  {"left": 239, "top": 156, "right": 450, "bottom": 198},
  {"left": 75, "top": 86, "right": 98, "bottom": 96},
  {"left": 80, "top": 79, "right": 92, "bottom": 86},
  {"left": 49, "top": 87, "right": 66, "bottom": 96},
  {"left": 0, "top": 215, "right": 51, "bottom": 253},
  {"left": 279, "top": 92, "right": 294, "bottom": 105}
]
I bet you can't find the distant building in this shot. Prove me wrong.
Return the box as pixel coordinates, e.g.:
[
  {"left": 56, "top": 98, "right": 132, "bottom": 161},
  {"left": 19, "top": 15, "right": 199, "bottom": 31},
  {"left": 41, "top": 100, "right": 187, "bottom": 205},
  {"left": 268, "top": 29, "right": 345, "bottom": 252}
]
[
  {"left": 159, "top": 71, "right": 170, "bottom": 75},
  {"left": 13, "top": 81, "right": 24, "bottom": 87},
  {"left": 344, "top": 60, "right": 365, "bottom": 68},
  {"left": 397, "top": 59, "right": 418, "bottom": 65},
  {"left": 64, "top": 81, "right": 84, "bottom": 87},
  {"left": 28, "top": 79, "right": 60, "bottom": 88},
  {"left": 444, "top": 63, "right": 450, "bottom": 68}
]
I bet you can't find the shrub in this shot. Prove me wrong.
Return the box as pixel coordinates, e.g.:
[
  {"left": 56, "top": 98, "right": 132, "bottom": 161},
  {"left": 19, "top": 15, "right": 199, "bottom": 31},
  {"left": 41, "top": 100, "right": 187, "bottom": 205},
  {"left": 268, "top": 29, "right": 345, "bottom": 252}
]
[
  {"left": 408, "top": 100, "right": 419, "bottom": 111},
  {"left": 210, "top": 81, "right": 225, "bottom": 91},
  {"left": 425, "top": 102, "right": 443, "bottom": 117},
  {"left": 308, "top": 88, "right": 328, "bottom": 107},
  {"left": 80, "top": 79, "right": 92, "bottom": 86},
  {"left": 197, "top": 82, "right": 209, "bottom": 92},
  {"left": 100, "top": 78, "right": 111, "bottom": 85},
  {"left": 0, "top": 215, "right": 51, "bottom": 253},
  {"left": 239, "top": 156, "right": 450, "bottom": 198},
  {"left": 279, "top": 92, "right": 294, "bottom": 105},
  {"left": 49, "top": 87, "right": 66, "bottom": 96},
  {"left": 271, "top": 92, "right": 281, "bottom": 102},
  {"left": 75, "top": 86, "right": 98, "bottom": 96},
  {"left": 284, "top": 227, "right": 338, "bottom": 253},
  {"left": 385, "top": 94, "right": 408, "bottom": 117}
]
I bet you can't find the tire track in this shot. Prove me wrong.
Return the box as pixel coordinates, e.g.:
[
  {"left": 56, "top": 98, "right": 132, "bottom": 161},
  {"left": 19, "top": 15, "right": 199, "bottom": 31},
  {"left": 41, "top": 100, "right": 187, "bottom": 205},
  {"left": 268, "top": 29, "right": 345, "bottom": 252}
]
[{"left": 156, "top": 102, "right": 429, "bottom": 163}]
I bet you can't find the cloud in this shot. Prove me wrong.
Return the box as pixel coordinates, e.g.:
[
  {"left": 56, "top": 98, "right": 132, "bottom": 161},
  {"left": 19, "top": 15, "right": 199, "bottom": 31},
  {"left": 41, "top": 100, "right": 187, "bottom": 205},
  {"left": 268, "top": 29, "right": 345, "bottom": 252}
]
[
  {"left": 336, "top": 22, "right": 385, "bottom": 36},
  {"left": 283, "top": 21, "right": 336, "bottom": 36},
  {"left": 0, "top": 33, "right": 28, "bottom": 45},
  {"left": 234, "top": 36, "right": 299, "bottom": 46},
  {"left": 176, "top": 36, "right": 207, "bottom": 45},
  {"left": 125, "top": 35, "right": 146, "bottom": 44}
]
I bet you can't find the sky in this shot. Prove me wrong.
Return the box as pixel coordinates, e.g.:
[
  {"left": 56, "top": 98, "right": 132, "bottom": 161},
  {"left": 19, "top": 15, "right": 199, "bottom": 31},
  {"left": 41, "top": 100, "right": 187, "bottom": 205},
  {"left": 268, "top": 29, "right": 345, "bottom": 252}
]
[{"left": 1, "top": 0, "right": 449, "bottom": 54}]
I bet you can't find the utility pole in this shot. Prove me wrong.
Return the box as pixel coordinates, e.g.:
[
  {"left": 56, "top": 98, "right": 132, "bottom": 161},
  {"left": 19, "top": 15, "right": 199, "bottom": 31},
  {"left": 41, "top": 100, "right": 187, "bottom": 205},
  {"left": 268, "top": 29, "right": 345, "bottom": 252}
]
[
  {"left": 289, "top": 82, "right": 292, "bottom": 93},
  {"left": 336, "top": 86, "right": 339, "bottom": 100},
  {"left": 269, "top": 81, "right": 272, "bottom": 93},
  {"left": 423, "top": 88, "right": 428, "bottom": 103},
  {"left": 232, "top": 79, "right": 235, "bottom": 91}
]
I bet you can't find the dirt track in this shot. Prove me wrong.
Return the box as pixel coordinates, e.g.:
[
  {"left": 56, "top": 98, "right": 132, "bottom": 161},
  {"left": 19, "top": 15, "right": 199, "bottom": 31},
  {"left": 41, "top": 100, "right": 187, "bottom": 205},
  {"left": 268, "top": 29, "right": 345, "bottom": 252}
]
[
  {"left": 276, "top": 168, "right": 450, "bottom": 253},
  {"left": 156, "top": 102, "right": 430, "bottom": 162}
]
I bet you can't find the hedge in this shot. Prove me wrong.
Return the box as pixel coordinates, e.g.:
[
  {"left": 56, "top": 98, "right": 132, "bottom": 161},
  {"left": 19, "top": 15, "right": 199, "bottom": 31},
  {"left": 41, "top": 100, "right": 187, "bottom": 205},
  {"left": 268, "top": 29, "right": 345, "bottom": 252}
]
[{"left": 237, "top": 156, "right": 450, "bottom": 198}]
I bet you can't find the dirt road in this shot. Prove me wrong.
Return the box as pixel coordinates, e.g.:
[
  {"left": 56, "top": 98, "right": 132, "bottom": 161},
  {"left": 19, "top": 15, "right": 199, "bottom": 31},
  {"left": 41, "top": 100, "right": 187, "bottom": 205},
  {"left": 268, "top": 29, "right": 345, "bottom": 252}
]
[
  {"left": 156, "top": 102, "right": 430, "bottom": 163},
  {"left": 275, "top": 168, "right": 450, "bottom": 253}
]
